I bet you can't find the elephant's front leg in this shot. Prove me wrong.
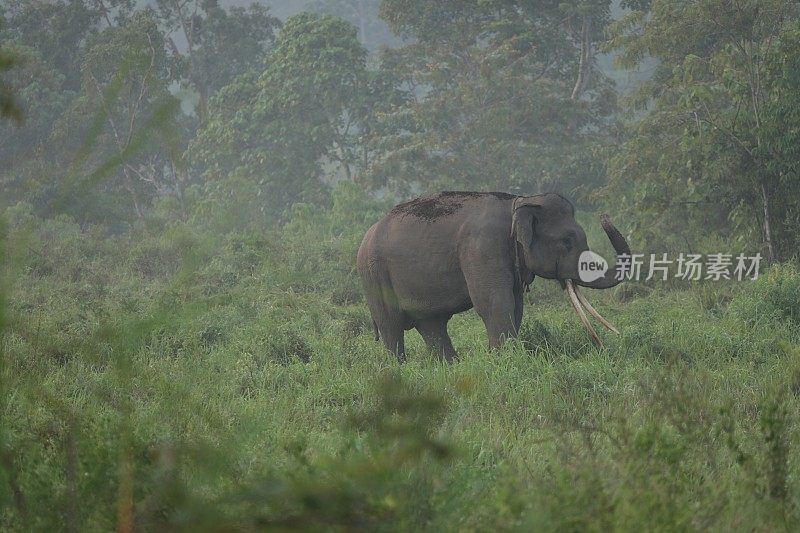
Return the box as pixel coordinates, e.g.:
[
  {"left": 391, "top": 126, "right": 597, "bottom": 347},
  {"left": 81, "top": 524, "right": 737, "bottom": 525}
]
[
  {"left": 477, "top": 288, "right": 520, "bottom": 348},
  {"left": 463, "top": 263, "right": 520, "bottom": 349}
]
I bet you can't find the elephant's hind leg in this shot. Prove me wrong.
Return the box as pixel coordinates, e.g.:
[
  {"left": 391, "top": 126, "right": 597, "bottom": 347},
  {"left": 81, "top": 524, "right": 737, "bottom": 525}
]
[
  {"left": 360, "top": 274, "right": 406, "bottom": 362},
  {"left": 416, "top": 317, "right": 458, "bottom": 363},
  {"left": 379, "top": 320, "right": 406, "bottom": 362},
  {"left": 371, "top": 300, "right": 406, "bottom": 362}
]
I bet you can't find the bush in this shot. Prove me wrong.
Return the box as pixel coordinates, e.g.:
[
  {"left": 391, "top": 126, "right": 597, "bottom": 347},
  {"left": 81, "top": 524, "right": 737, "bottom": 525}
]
[{"left": 729, "top": 262, "right": 800, "bottom": 326}]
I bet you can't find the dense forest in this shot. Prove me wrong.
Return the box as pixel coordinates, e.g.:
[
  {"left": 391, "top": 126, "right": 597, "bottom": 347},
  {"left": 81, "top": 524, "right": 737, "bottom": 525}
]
[
  {"left": 2, "top": 0, "right": 800, "bottom": 530},
  {"left": 3, "top": 0, "right": 799, "bottom": 258}
]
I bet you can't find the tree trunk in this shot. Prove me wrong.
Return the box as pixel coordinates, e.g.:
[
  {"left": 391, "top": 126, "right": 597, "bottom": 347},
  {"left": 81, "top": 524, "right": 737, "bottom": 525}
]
[
  {"left": 571, "top": 14, "right": 591, "bottom": 101},
  {"left": 195, "top": 83, "right": 208, "bottom": 123},
  {"left": 761, "top": 181, "right": 778, "bottom": 262},
  {"left": 357, "top": 0, "right": 369, "bottom": 48}
]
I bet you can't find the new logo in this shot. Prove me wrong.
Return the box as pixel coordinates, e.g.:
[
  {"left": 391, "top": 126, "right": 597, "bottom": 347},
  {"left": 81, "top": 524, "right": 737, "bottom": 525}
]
[{"left": 578, "top": 250, "right": 608, "bottom": 283}]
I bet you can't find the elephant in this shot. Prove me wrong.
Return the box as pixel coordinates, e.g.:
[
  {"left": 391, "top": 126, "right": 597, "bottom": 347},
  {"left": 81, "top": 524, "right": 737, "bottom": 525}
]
[{"left": 356, "top": 191, "right": 631, "bottom": 361}]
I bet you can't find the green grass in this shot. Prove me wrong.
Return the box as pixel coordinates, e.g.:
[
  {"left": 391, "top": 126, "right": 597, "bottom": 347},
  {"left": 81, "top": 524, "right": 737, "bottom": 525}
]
[{"left": 2, "top": 213, "right": 800, "bottom": 531}]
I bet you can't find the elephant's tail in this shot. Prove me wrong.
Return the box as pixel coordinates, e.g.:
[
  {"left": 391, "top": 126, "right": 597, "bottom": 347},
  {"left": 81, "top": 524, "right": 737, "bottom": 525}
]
[{"left": 372, "top": 319, "right": 379, "bottom": 341}]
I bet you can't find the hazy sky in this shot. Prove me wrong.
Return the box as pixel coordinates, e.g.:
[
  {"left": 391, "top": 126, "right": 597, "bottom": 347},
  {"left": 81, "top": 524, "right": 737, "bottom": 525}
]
[
  {"left": 219, "top": 0, "right": 308, "bottom": 20},
  {"left": 221, "top": 0, "right": 628, "bottom": 21}
]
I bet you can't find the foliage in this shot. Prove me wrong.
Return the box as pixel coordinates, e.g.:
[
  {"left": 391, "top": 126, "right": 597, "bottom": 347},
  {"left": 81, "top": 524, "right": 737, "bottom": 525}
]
[
  {"left": 153, "top": 0, "right": 281, "bottom": 121},
  {"left": 371, "top": 0, "right": 618, "bottom": 200},
  {"left": 0, "top": 45, "right": 70, "bottom": 163},
  {"left": 0, "top": 41, "right": 20, "bottom": 122},
  {"left": 0, "top": 0, "right": 283, "bottom": 226},
  {"left": 190, "top": 12, "right": 399, "bottom": 221},
  {"left": 47, "top": 10, "right": 181, "bottom": 224},
  {"left": 605, "top": 0, "right": 800, "bottom": 259},
  {"left": 0, "top": 0, "right": 123, "bottom": 91}
]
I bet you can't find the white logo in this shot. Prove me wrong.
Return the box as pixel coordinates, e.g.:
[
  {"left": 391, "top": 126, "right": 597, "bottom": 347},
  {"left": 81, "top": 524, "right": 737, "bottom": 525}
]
[{"left": 578, "top": 251, "right": 608, "bottom": 283}]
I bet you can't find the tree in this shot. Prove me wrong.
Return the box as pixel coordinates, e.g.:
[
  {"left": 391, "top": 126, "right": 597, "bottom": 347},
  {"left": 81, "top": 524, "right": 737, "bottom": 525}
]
[
  {"left": 190, "top": 12, "right": 393, "bottom": 223},
  {"left": 0, "top": 45, "right": 73, "bottom": 208},
  {"left": 0, "top": 44, "right": 72, "bottom": 155},
  {"left": 50, "top": 10, "right": 181, "bottom": 223},
  {"left": 605, "top": 0, "right": 800, "bottom": 260},
  {"left": 0, "top": 38, "right": 20, "bottom": 122},
  {"left": 0, "top": 0, "right": 164, "bottom": 218},
  {"left": 371, "top": 1, "right": 617, "bottom": 200},
  {"left": 0, "top": 0, "right": 134, "bottom": 91},
  {"left": 154, "top": 0, "right": 280, "bottom": 122}
]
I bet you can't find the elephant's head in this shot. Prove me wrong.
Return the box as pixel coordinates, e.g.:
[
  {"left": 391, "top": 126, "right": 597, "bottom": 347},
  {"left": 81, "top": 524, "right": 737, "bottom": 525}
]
[{"left": 510, "top": 193, "right": 631, "bottom": 346}]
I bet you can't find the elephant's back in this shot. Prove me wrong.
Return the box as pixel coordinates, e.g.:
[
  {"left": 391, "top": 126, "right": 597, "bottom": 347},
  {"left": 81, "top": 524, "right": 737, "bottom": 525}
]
[
  {"left": 388, "top": 191, "right": 514, "bottom": 224},
  {"left": 382, "top": 192, "right": 513, "bottom": 245}
]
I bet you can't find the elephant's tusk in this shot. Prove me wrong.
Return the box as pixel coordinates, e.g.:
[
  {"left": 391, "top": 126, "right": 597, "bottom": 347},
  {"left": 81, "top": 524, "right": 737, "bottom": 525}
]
[
  {"left": 573, "top": 285, "right": 620, "bottom": 334},
  {"left": 565, "top": 280, "right": 603, "bottom": 348}
]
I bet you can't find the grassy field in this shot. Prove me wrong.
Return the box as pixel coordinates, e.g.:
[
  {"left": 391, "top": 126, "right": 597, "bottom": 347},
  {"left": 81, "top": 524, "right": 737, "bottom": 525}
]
[{"left": 2, "top": 207, "right": 800, "bottom": 531}]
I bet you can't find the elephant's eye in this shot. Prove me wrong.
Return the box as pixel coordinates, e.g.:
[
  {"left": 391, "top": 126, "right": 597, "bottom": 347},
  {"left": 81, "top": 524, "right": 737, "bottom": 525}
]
[{"left": 561, "top": 237, "right": 573, "bottom": 250}]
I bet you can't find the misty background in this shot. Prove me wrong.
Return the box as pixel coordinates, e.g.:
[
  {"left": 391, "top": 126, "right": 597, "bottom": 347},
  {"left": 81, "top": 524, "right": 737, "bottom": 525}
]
[{"left": 3, "top": 0, "right": 795, "bottom": 260}]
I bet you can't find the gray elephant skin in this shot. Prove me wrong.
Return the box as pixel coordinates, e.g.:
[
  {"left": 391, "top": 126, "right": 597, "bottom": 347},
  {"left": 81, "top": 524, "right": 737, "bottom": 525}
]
[{"left": 356, "top": 191, "right": 631, "bottom": 361}]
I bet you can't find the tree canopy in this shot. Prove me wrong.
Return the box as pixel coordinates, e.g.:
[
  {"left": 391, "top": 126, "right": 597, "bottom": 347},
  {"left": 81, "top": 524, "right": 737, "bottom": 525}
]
[
  {"left": 606, "top": 0, "right": 800, "bottom": 260},
  {"left": 1, "top": 0, "right": 800, "bottom": 258}
]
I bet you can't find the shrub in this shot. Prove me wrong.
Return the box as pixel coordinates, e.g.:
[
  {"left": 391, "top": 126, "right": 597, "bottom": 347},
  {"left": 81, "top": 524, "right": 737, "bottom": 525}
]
[{"left": 729, "top": 263, "right": 800, "bottom": 326}]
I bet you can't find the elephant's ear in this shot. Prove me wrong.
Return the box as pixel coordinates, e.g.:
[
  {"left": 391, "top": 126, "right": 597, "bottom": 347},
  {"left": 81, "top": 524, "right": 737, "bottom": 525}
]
[{"left": 511, "top": 196, "right": 545, "bottom": 248}]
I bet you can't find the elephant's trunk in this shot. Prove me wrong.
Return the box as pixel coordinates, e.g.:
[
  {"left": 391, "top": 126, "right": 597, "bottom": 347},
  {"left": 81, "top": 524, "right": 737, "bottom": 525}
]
[{"left": 573, "top": 214, "right": 631, "bottom": 290}]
